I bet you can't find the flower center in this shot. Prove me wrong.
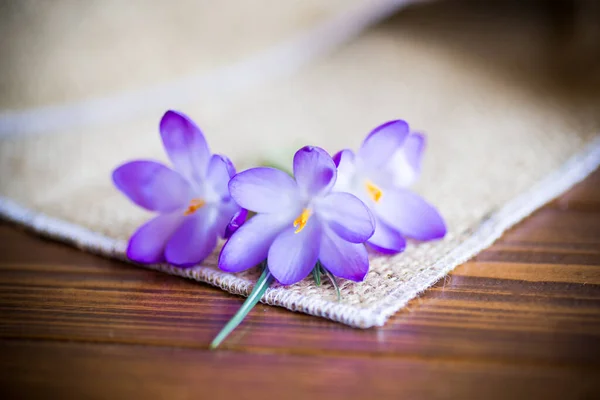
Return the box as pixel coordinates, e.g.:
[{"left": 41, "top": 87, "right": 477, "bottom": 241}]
[
  {"left": 293, "top": 208, "right": 311, "bottom": 233},
  {"left": 184, "top": 198, "right": 206, "bottom": 215},
  {"left": 365, "top": 180, "right": 383, "bottom": 203}
]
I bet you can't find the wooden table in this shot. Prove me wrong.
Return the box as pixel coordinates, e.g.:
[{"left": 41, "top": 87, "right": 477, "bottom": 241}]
[{"left": 1, "top": 170, "right": 599, "bottom": 400}]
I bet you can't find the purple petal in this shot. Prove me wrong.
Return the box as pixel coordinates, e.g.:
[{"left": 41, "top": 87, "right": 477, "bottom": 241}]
[
  {"left": 159, "top": 110, "right": 210, "bottom": 183},
  {"left": 319, "top": 227, "right": 369, "bottom": 282},
  {"left": 219, "top": 153, "right": 237, "bottom": 177},
  {"left": 332, "top": 149, "right": 357, "bottom": 192},
  {"left": 113, "top": 161, "right": 191, "bottom": 212},
  {"left": 359, "top": 120, "right": 409, "bottom": 169},
  {"left": 315, "top": 192, "right": 374, "bottom": 243},
  {"left": 332, "top": 151, "right": 343, "bottom": 167},
  {"left": 367, "top": 217, "right": 406, "bottom": 254},
  {"left": 164, "top": 208, "right": 219, "bottom": 267},
  {"left": 224, "top": 208, "right": 248, "bottom": 239},
  {"left": 383, "top": 132, "right": 426, "bottom": 188},
  {"left": 213, "top": 199, "right": 241, "bottom": 239},
  {"left": 293, "top": 146, "right": 336, "bottom": 197},
  {"left": 204, "top": 153, "right": 243, "bottom": 238},
  {"left": 126, "top": 213, "right": 184, "bottom": 264},
  {"left": 267, "top": 219, "right": 321, "bottom": 285},
  {"left": 376, "top": 188, "right": 446, "bottom": 241},
  {"left": 219, "top": 213, "right": 289, "bottom": 273},
  {"left": 333, "top": 149, "right": 355, "bottom": 169},
  {"left": 228, "top": 167, "right": 300, "bottom": 214},
  {"left": 206, "top": 154, "right": 235, "bottom": 201},
  {"left": 404, "top": 132, "right": 426, "bottom": 173}
]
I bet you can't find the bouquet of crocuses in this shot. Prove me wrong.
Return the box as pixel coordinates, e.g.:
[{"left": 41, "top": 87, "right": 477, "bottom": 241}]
[{"left": 113, "top": 110, "right": 445, "bottom": 347}]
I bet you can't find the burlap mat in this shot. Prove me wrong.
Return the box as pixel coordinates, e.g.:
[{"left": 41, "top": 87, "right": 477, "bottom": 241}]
[{"left": 1, "top": 0, "right": 599, "bottom": 327}]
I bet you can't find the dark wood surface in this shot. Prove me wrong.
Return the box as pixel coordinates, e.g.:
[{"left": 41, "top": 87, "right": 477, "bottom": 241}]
[{"left": 1, "top": 170, "right": 599, "bottom": 400}]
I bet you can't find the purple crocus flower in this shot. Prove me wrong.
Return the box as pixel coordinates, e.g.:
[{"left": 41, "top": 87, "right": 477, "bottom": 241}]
[
  {"left": 219, "top": 146, "right": 375, "bottom": 285},
  {"left": 333, "top": 120, "right": 446, "bottom": 254},
  {"left": 112, "top": 110, "right": 244, "bottom": 267}
]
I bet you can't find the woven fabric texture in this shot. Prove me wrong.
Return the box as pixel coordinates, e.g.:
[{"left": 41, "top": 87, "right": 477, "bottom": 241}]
[{"left": 1, "top": 1, "right": 599, "bottom": 327}]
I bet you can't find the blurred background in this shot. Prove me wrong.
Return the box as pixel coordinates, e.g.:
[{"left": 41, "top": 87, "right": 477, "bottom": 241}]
[{"left": 1, "top": 0, "right": 599, "bottom": 137}]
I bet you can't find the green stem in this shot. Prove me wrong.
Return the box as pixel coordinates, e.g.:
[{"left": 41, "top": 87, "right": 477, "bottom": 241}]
[
  {"left": 322, "top": 267, "right": 341, "bottom": 301},
  {"left": 210, "top": 267, "right": 274, "bottom": 349},
  {"left": 312, "top": 263, "right": 322, "bottom": 286}
]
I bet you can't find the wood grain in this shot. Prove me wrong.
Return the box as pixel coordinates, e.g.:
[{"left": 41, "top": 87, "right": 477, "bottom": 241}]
[{"left": 1, "top": 169, "right": 600, "bottom": 399}]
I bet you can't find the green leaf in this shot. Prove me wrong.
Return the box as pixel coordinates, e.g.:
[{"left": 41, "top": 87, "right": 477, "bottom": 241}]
[
  {"left": 322, "top": 266, "right": 341, "bottom": 301},
  {"left": 210, "top": 266, "right": 274, "bottom": 349}
]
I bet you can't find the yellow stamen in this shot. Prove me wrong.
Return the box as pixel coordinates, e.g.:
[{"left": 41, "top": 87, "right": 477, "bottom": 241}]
[
  {"left": 293, "top": 208, "right": 311, "bottom": 233},
  {"left": 365, "top": 180, "right": 383, "bottom": 203},
  {"left": 184, "top": 198, "right": 206, "bottom": 215}
]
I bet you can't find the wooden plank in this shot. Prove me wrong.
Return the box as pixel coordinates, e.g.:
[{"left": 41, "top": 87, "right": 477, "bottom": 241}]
[{"left": 0, "top": 340, "right": 597, "bottom": 400}]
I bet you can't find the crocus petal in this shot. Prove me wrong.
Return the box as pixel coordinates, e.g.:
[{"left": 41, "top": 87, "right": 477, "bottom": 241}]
[
  {"left": 359, "top": 120, "right": 409, "bottom": 169},
  {"left": 293, "top": 146, "right": 336, "bottom": 197},
  {"left": 333, "top": 149, "right": 355, "bottom": 170},
  {"left": 332, "top": 149, "right": 357, "bottom": 193},
  {"left": 164, "top": 208, "right": 219, "bottom": 267},
  {"left": 219, "top": 153, "right": 237, "bottom": 177},
  {"left": 203, "top": 153, "right": 242, "bottom": 238},
  {"left": 267, "top": 219, "right": 321, "bottom": 285},
  {"left": 159, "top": 110, "right": 210, "bottom": 183},
  {"left": 206, "top": 154, "right": 235, "bottom": 201},
  {"left": 126, "top": 213, "right": 184, "bottom": 264},
  {"left": 229, "top": 167, "right": 300, "bottom": 214},
  {"left": 113, "top": 160, "right": 191, "bottom": 212},
  {"left": 367, "top": 217, "right": 406, "bottom": 254},
  {"left": 315, "top": 192, "right": 374, "bottom": 243},
  {"left": 376, "top": 189, "right": 446, "bottom": 241},
  {"left": 219, "top": 213, "right": 290, "bottom": 273},
  {"left": 224, "top": 208, "right": 248, "bottom": 239},
  {"left": 383, "top": 132, "right": 426, "bottom": 188},
  {"left": 404, "top": 132, "right": 426, "bottom": 173},
  {"left": 319, "top": 227, "right": 369, "bottom": 282}
]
